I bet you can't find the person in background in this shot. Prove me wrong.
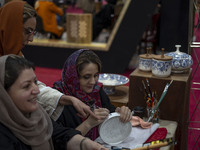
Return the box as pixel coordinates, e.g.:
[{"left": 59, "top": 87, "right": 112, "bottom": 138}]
[
  {"left": 34, "top": 0, "right": 64, "bottom": 39},
  {"left": 76, "top": 0, "right": 95, "bottom": 13},
  {"left": 53, "top": 49, "right": 132, "bottom": 140},
  {"left": 0, "top": 1, "right": 97, "bottom": 122},
  {"left": 24, "top": 0, "right": 37, "bottom": 7},
  {"left": 0, "top": 54, "right": 108, "bottom": 150},
  {"left": 92, "top": 0, "right": 117, "bottom": 40}
]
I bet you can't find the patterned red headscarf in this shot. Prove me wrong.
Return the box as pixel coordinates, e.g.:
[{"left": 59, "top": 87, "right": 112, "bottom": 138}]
[{"left": 54, "top": 49, "right": 103, "bottom": 140}]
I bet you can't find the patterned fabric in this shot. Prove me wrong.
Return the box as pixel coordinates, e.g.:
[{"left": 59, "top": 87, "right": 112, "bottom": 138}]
[
  {"left": 145, "top": 127, "right": 167, "bottom": 143},
  {"left": 54, "top": 49, "right": 103, "bottom": 140},
  {"left": 144, "top": 127, "right": 167, "bottom": 150}
]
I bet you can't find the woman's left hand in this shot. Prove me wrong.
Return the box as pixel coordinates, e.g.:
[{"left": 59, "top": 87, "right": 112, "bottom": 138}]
[{"left": 115, "top": 106, "right": 132, "bottom": 123}]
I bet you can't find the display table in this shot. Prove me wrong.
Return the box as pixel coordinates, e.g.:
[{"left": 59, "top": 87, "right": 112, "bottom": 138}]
[
  {"left": 128, "top": 68, "right": 192, "bottom": 150},
  {"left": 108, "top": 86, "right": 129, "bottom": 107}
]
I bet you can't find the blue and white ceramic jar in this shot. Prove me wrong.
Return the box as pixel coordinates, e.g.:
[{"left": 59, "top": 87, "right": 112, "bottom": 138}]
[
  {"left": 139, "top": 54, "right": 153, "bottom": 71},
  {"left": 165, "top": 45, "right": 193, "bottom": 73},
  {"left": 152, "top": 52, "right": 172, "bottom": 78}
]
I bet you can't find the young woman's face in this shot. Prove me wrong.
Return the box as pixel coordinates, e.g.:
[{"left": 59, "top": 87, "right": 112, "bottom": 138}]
[
  {"left": 79, "top": 63, "right": 99, "bottom": 94},
  {"left": 7, "top": 68, "right": 40, "bottom": 114},
  {"left": 22, "top": 17, "right": 36, "bottom": 48}
]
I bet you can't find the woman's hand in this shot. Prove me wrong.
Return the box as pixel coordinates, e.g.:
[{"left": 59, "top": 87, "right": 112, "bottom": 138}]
[
  {"left": 81, "top": 137, "right": 108, "bottom": 150},
  {"left": 76, "top": 108, "right": 109, "bottom": 136},
  {"left": 86, "top": 108, "right": 109, "bottom": 128},
  {"left": 67, "top": 135, "right": 108, "bottom": 150},
  {"left": 115, "top": 106, "right": 132, "bottom": 123},
  {"left": 59, "top": 95, "right": 99, "bottom": 119}
]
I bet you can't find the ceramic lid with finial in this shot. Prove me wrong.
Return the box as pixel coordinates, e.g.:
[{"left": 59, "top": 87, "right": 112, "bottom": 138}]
[
  {"left": 165, "top": 45, "right": 191, "bottom": 59},
  {"left": 164, "top": 45, "right": 193, "bottom": 72},
  {"left": 140, "top": 47, "right": 153, "bottom": 59},
  {"left": 153, "top": 48, "right": 173, "bottom": 61}
]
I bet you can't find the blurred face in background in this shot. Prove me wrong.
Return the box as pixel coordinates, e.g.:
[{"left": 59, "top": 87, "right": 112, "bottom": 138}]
[{"left": 22, "top": 17, "right": 36, "bottom": 48}]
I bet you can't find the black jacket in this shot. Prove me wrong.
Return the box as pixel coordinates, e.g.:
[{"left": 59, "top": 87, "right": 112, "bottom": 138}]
[{"left": 0, "top": 120, "right": 81, "bottom": 150}]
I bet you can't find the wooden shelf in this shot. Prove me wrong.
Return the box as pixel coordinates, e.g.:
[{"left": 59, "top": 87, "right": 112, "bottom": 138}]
[
  {"left": 29, "top": 39, "right": 108, "bottom": 51},
  {"left": 108, "top": 86, "right": 129, "bottom": 107}
]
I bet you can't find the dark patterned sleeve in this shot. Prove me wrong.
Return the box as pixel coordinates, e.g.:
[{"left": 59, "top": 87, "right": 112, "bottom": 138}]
[
  {"left": 51, "top": 119, "right": 81, "bottom": 150},
  {"left": 99, "top": 87, "right": 116, "bottom": 112}
]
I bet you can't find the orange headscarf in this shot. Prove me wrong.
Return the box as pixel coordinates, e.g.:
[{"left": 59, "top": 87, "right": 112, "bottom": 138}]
[{"left": 0, "top": 1, "right": 24, "bottom": 56}]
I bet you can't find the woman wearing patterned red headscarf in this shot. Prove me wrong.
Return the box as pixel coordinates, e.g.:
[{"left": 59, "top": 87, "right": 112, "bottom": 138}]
[{"left": 53, "top": 49, "right": 132, "bottom": 140}]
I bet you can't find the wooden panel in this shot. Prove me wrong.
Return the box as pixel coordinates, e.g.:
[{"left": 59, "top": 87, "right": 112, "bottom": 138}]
[
  {"left": 128, "top": 68, "right": 192, "bottom": 150},
  {"left": 67, "top": 13, "right": 92, "bottom": 43}
]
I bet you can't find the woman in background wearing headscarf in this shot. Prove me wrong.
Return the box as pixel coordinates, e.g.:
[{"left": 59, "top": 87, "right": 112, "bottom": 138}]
[
  {"left": 53, "top": 49, "right": 132, "bottom": 140},
  {"left": 0, "top": 1, "right": 96, "bottom": 122}
]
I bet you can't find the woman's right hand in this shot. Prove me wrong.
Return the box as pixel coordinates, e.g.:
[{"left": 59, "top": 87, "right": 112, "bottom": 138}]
[
  {"left": 86, "top": 108, "right": 109, "bottom": 128},
  {"left": 76, "top": 108, "right": 109, "bottom": 136}
]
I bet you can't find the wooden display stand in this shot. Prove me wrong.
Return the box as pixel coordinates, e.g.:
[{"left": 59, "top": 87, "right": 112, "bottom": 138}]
[
  {"left": 108, "top": 86, "right": 129, "bottom": 107},
  {"left": 128, "top": 68, "right": 192, "bottom": 150}
]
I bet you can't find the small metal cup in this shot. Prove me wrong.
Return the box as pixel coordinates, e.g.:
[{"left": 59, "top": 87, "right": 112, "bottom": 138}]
[{"left": 132, "top": 106, "right": 144, "bottom": 119}]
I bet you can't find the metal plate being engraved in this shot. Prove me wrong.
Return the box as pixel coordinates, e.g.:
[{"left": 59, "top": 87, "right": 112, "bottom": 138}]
[{"left": 98, "top": 112, "right": 132, "bottom": 145}]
